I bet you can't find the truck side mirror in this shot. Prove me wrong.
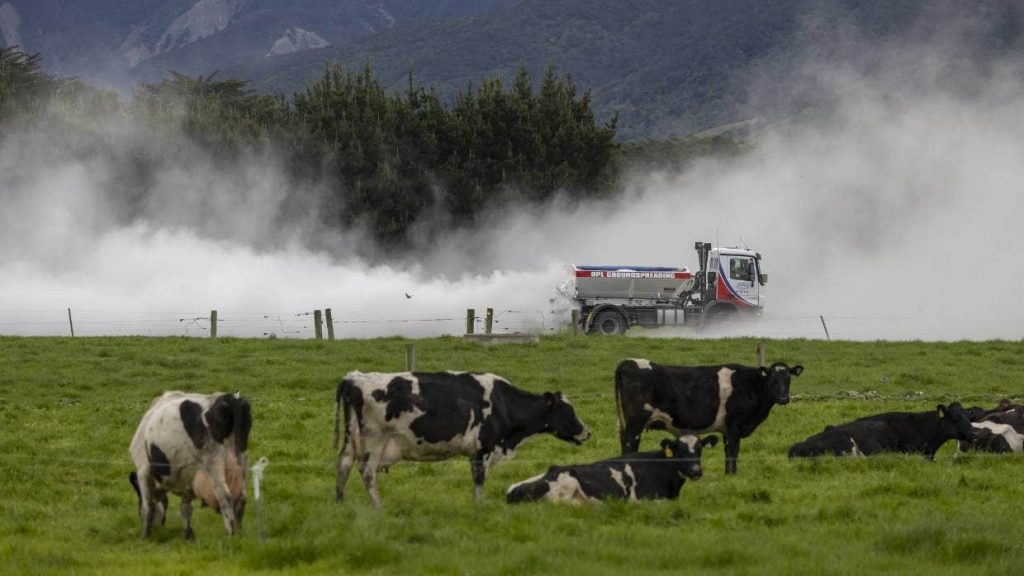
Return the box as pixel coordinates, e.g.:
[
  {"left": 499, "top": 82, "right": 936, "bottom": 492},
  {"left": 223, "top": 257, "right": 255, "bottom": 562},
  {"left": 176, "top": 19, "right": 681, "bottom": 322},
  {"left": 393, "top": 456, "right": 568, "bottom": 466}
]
[
  {"left": 759, "top": 273, "right": 768, "bottom": 286},
  {"left": 707, "top": 271, "right": 717, "bottom": 284}
]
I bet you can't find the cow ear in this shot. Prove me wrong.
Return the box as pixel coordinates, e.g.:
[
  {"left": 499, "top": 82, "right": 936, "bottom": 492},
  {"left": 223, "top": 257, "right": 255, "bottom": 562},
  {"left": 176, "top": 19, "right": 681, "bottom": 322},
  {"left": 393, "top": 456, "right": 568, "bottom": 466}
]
[
  {"left": 660, "top": 439, "right": 674, "bottom": 458},
  {"left": 543, "top": 392, "right": 556, "bottom": 406},
  {"left": 936, "top": 404, "right": 947, "bottom": 417},
  {"left": 760, "top": 367, "right": 770, "bottom": 377},
  {"left": 701, "top": 435, "right": 719, "bottom": 448},
  {"left": 790, "top": 365, "right": 804, "bottom": 376}
]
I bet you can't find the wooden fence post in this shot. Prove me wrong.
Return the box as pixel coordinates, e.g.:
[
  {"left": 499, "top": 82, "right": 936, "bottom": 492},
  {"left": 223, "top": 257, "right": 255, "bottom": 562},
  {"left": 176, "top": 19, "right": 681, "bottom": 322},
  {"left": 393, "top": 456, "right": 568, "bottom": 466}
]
[
  {"left": 67, "top": 308, "right": 75, "bottom": 337},
  {"left": 314, "top": 310, "right": 323, "bottom": 340},
  {"left": 571, "top": 310, "right": 579, "bottom": 335},
  {"left": 757, "top": 341, "right": 765, "bottom": 367},
  {"left": 406, "top": 344, "right": 416, "bottom": 371},
  {"left": 325, "top": 308, "right": 335, "bottom": 340},
  {"left": 819, "top": 315, "right": 831, "bottom": 341},
  {"left": 210, "top": 310, "right": 218, "bottom": 338},
  {"left": 466, "top": 309, "right": 475, "bottom": 334},
  {"left": 485, "top": 308, "right": 494, "bottom": 334}
]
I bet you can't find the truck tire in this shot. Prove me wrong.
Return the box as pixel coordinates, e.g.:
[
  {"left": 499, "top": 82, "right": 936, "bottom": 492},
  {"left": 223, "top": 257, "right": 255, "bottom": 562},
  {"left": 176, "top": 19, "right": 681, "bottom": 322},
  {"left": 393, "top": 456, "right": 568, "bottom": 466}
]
[
  {"left": 702, "top": 303, "right": 737, "bottom": 330},
  {"left": 591, "top": 310, "right": 628, "bottom": 335}
]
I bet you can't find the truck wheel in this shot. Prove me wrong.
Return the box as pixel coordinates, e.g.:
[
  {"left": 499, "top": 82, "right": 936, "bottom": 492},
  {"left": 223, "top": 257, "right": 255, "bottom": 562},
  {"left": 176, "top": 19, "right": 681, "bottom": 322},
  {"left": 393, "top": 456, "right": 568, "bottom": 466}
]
[
  {"left": 702, "top": 304, "right": 737, "bottom": 330},
  {"left": 591, "top": 310, "right": 627, "bottom": 335}
]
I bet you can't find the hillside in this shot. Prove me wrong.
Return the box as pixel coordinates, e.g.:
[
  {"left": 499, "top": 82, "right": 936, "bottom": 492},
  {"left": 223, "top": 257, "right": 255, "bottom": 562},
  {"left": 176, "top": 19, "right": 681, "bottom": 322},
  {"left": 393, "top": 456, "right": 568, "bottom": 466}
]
[{"left": 2, "top": 0, "right": 1022, "bottom": 138}]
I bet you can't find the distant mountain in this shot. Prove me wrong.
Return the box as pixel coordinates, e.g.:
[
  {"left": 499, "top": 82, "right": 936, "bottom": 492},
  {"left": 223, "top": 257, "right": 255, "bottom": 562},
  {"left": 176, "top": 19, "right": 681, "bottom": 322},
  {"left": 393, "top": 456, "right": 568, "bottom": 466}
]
[{"left": 2, "top": 0, "right": 1021, "bottom": 139}]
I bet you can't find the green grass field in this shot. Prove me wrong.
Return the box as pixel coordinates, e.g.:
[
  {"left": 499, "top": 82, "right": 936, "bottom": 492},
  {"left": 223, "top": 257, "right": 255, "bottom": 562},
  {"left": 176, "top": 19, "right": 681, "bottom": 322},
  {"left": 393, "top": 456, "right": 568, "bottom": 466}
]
[{"left": 1, "top": 335, "right": 1023, "bottom": 575}]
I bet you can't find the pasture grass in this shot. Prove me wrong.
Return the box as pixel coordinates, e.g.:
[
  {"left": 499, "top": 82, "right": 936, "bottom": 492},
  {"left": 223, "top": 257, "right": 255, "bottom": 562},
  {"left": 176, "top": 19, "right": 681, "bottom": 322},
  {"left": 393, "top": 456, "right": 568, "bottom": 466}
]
[{"left": 1, "top": 334, "right": 1023, "bottom": 574}]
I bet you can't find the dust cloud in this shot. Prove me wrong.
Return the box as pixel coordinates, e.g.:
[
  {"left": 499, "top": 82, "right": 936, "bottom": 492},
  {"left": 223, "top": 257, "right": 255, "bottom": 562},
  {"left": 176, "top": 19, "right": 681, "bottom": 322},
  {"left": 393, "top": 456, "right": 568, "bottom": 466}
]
[{"left": 2, "top": 32, "right": 1023, "bottom": 340}]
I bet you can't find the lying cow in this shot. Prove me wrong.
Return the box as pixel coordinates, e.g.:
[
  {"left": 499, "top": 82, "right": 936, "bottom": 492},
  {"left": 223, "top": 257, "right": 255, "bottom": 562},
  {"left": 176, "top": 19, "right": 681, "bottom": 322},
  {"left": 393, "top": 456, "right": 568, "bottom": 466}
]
[
  {"left": 334, "top": 371, "right": 591, "bottom": 506},
  {"left": 615, "top": 359, "right": 803, "bottom": 474},
  {"left": 129, "top": 391, "right": 252, "bottom": 539},
  {"left": 506, "top": 434, "right": 718, "bottom": 504},
  {"left": 959, "top": 400, "right": 1024, "bottom": 454},
  {"left": 787, "top": 402, "right": 975, "bottom": 459}
]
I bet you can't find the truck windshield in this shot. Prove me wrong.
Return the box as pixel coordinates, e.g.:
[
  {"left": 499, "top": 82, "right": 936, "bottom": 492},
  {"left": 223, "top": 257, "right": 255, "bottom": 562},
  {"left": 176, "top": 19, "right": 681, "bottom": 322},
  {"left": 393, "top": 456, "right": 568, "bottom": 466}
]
[{"left": 729, "top": 258, "right": 753, "bottom": 282}]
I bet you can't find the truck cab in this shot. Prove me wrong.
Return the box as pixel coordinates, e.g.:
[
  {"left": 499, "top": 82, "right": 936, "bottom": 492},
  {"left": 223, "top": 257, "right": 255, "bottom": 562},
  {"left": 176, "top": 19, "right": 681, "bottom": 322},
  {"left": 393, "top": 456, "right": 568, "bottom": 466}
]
[{"left": 563, "top": 241, "right": 767, "bottom": 335}]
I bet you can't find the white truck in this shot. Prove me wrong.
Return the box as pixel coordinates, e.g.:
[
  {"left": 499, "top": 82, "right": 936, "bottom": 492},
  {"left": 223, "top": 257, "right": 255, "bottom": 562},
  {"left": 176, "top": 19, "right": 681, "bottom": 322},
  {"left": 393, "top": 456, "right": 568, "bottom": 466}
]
[{"left": 557, "top": 242, "right": 767, "bottom": 335}]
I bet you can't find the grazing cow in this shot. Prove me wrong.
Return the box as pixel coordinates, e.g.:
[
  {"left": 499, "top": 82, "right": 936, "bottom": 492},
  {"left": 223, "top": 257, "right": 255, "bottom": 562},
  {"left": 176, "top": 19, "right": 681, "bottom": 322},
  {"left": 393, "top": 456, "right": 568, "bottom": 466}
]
[
  {"left": 506, "top": 434, "right": 718, "bottom": 504},
  {"left": 129, "top": 391, "right": 252, "bottom": 539},
  {"left": 615, "top": 359, "right": 803, "bottom": 474},
  {"left": 787, "top": 402, "right": 976, "bottom": 459},
  {"left": 334, "top": 371, "right": 591, "bottom": 506},
  {"left": 959, "top": 400, "right": 1024, "bottom": 454}
]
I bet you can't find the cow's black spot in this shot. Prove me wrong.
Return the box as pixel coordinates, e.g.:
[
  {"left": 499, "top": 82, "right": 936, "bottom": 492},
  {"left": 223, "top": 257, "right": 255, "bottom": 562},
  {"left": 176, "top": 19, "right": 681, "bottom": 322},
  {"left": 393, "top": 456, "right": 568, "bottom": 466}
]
[
  {"left": 372, "top": 377, "right": 428, "bottom": 422},
  {"left": 180, "top": 400, "right": 207, "bottom": 449},
  {"left": 148, "top": 444, "right": 171, "bottom": 482},
  {"left": 407, "top": 373, "right": 487, "bottom": 444}
]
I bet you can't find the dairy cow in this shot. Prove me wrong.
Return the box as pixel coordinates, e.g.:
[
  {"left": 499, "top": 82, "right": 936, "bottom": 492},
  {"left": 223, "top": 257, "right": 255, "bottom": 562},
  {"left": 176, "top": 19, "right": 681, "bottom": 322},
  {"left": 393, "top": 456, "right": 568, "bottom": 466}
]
[
  {"left": 959, "top": 400, "right": 1024, "bottom": 454},
  {"left": 506, "top": 434, "right": 718, "bottom": 504},
  {"left": 787, "top": 402, "right": 976, "bottom": 459},
  {"left": 334, "top": 371, "right": 591, "bottom": 506},
  {"left": 129, "top": 391, "right": 252, "bottom": 539},
  {"left": 615, "top": 359, "right": 803, "bottom": 474}
]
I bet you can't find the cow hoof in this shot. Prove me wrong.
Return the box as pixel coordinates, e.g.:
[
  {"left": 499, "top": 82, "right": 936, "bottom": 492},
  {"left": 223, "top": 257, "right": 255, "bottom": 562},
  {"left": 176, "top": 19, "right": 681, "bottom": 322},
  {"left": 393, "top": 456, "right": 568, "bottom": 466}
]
[{"left": 183, "top": 528, "right": 195, "bottom": 541}]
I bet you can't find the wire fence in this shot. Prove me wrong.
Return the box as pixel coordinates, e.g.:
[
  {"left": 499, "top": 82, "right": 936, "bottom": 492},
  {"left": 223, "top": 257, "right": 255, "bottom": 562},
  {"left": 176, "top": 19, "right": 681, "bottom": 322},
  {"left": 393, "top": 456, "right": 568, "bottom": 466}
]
[{"left": 0, "top": 308, "right": 1021, "bottom": 340}]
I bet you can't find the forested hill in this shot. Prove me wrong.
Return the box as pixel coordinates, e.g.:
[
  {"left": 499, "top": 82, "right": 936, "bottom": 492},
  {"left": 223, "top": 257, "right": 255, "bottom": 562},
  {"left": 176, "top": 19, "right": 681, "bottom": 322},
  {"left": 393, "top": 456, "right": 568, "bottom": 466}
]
[{"left": 3, "top": 0, "right": 1021, "bottom": 140}]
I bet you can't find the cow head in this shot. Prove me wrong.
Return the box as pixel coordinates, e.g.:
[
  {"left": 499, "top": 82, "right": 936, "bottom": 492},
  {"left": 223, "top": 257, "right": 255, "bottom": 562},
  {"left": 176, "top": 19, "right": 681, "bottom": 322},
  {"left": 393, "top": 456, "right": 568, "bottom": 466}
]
[
  {"left": 543, "top": 392, "right": 591, "bottom": 445},
  {"left": 760, "top": 363, "right": 803, "bottom": 405},
  {"left": 663, "top": 434, "right": 719, "bottom": 480},
  {"left": 938, "top": 402, "right": 976, "bottom": 442}
]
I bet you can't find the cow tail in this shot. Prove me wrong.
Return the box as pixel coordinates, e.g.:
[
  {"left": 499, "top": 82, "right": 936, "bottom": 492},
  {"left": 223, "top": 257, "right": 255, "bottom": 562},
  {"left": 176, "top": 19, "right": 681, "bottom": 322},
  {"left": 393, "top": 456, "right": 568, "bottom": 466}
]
[
  {"left": 333, "top": 379, "right": 345, "bottom": 450},
  {"left": 334, "top": 377, "right": 363, "bottom": 457},
  {"left": 614, "top": 362, "right": 627, "bottom": 447}
]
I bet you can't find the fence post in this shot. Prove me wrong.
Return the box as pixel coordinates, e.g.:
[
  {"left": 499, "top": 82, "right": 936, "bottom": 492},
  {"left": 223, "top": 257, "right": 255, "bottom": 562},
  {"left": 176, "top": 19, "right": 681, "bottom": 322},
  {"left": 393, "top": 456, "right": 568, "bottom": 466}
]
[
  {"left": 820, "top": 315, "right": 831, "bottom": 341},
  {"left": 466, "top": 309, "right": 475, "bottom": 334},
  {"left": 314, "top": 310, "right": 323, "bottom": 340},
  {"left": 325, "top": 308, "right": 335, "bottom": 340},
  {"left": 210, "top": 310, "right": 217, "bottom": 339},
  {"left": 406, "top": 344, "right": 416, "bottom": 371},
  {"left": 67, "top": 308, "right": 75, "bottom": 337},
  {"left": 757, "top": 341, "right": 765, "bottom": 367},
  {"left": 485, "top": 308, "right": 494, "bottom": 334},
  {"left": 571, "top": 310, "right": 579, "bottom": 335}
]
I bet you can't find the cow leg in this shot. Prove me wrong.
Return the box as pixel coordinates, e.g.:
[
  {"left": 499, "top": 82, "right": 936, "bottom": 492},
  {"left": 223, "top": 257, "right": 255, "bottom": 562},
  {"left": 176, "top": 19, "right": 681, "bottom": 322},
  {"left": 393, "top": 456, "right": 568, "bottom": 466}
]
[
  {"left": 359, "top": 448, "right": 384, "bottom": 508},
  {"left": 335, "top": 437, "right": 356, "bottom": 503},
  {"left": 620, "top": 420, "right": 647, "bottom": 454},
  {"left": 180, "top": 495, "right": 195, "bottom": 541},
  {"left": 203, "top": 457, "right": 238, "bottom": 535},
  {"left": 136, "top": 472, "right": 158, "bottom": 538},
  {"left": 470, "top": 454, "right": 487, "bottom": 502},
  {"left": 724, "top": 435, "right": 740, "bottom": 475}
]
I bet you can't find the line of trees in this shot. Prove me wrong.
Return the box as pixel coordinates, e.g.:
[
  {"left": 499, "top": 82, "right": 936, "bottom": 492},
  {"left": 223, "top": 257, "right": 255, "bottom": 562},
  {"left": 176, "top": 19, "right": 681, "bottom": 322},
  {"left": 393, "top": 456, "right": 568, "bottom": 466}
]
[{"left": 3, "top": 46, "right": 620, "bottom": 250}]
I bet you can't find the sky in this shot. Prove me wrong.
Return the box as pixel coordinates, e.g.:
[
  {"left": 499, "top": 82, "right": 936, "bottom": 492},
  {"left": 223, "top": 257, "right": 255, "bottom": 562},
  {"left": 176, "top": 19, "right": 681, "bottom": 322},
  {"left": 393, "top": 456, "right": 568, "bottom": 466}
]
[{"left": 1, "top": 28, "right": 1023, "bottom": 341}]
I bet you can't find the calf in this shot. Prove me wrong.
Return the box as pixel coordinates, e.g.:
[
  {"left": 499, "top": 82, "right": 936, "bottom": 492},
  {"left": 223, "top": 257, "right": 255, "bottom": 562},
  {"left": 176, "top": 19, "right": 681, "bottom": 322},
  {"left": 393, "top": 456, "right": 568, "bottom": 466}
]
[
  {"left": 128, "top": 391, "right": 252, "bottom": 539},
  {"left": 506, "top": 434, "right": 718, "bottom": 504},
  {"left": 959, "top": 400, "right": 1024, "bottom": 454},
  {"left": 615, "top": 359, "right": 803, "bottom": 474},
  {"left": 334, "top": 370, "right": 591, "bottom": 507},
  {"left": 787, "top": 402, "right": 975, "bottom": 459}
]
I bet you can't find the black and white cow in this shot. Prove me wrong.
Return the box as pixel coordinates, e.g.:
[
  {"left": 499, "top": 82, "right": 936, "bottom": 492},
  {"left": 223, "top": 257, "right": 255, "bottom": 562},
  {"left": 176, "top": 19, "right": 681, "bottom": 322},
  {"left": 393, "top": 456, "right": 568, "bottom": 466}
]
[
  {"left": 787, "top": 402, "right": 976, "bottom": 459},
  {"left": 959, "top": 401, "right": 1024, "bottom": 454},
  {"left": 129, "top": 391, "right": 252, "bottom": 539},
  {"left": 334, "top": 371, "right": 591, "bottom": 506},
  {"left": 506, "top": 434, "right": 718, "bottom": 504},
  {"left": 615, "top": 359, "right": 803, "bottom": 474}
]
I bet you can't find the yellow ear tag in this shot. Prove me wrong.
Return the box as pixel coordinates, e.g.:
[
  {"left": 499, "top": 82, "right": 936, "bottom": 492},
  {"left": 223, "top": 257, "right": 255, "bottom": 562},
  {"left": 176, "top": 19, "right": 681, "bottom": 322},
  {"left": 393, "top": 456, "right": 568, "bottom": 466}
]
[{"left": 664, "top": 447, "right": 674, "bottom": 458}]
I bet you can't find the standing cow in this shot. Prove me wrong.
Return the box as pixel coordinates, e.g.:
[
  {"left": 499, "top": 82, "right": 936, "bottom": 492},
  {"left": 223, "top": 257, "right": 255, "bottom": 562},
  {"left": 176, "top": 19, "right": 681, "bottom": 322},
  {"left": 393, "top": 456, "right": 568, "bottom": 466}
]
[
  {"left": 615, "top": 359, "right": 803, "bottom": 474},
  {"left": 506, "top": 433, "right": 718, "bottom": 504},
  {"left": 129, "top": 391, "right": 252, "bottom": 539},
  {"left": 334, "top": 371, "right": 591, "bottom": 506},
  {"left": 787, "top": 402, "right": 976, "bottom": 459}
]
